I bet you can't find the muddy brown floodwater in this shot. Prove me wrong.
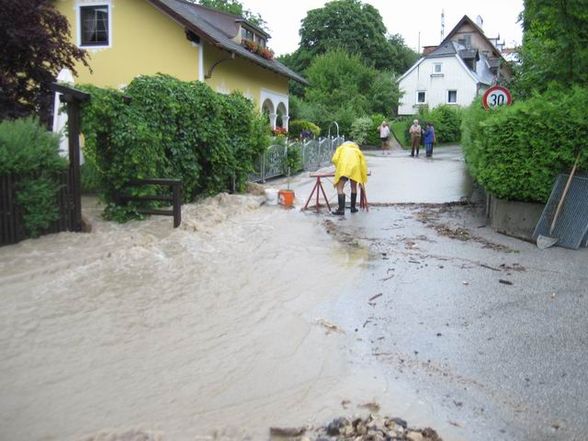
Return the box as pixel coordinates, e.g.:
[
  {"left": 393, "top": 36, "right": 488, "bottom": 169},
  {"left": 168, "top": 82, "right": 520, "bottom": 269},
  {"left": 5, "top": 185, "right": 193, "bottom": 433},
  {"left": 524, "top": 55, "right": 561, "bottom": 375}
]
[{"left": 0, "top": 194, "right": 401, "bottom": 441}]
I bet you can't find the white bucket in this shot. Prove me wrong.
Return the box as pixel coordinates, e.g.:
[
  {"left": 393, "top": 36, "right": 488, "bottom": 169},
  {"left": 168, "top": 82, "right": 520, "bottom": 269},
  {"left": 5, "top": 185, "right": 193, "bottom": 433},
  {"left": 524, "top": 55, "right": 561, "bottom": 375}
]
[{"left": 265, "top": 188, "right": 279, "bottom": 205}]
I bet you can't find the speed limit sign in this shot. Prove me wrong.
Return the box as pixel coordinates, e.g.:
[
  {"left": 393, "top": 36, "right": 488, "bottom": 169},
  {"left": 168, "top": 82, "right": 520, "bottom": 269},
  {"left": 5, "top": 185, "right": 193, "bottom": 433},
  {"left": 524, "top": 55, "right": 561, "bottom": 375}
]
[{"left": 482, "top": 85, "right": 512, "bottom": 110}]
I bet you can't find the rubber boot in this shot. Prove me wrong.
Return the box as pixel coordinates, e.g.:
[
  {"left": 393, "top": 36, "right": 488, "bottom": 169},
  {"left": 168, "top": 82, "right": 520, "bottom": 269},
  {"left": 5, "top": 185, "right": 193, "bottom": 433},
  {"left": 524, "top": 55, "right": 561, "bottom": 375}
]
[
  {"left": 332, "top": 194, "right": 345, "bottom": 215},
  {"left": 350, "top": 192, "right": 358, "bottom": 213}
]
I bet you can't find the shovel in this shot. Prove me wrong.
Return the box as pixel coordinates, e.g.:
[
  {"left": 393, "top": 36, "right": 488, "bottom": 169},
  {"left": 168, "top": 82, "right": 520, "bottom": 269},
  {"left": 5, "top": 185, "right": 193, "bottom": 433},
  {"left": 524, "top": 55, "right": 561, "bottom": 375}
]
[{"left": 537, "top": 151, "right": 582, "bottom": 249}]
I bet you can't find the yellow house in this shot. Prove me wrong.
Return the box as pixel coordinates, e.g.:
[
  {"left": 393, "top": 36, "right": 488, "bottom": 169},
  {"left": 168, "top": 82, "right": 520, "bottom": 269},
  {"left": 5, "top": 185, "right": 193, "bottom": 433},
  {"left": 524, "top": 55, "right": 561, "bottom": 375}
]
[{"left": 53, "top": 0, "right": 307, "bottom": 130}]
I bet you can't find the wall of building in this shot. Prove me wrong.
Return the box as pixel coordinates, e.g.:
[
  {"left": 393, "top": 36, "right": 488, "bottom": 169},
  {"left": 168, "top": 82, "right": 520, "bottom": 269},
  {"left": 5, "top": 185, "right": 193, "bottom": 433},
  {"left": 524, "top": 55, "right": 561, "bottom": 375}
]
[
  {"left": 55, "top": 0, "right": 200, "bottom": 88},
  {"left": 203, "top": 44, "right": 289, "bottom": 108},
  {"left": 398, "top": 56, "right": 478, "bottom": 115}
]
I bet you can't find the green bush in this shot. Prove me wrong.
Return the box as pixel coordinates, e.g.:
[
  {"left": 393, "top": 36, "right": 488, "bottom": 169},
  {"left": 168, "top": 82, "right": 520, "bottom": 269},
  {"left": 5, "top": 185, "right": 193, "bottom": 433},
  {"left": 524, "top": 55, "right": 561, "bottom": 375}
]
[
  {"left": 430, "top": 105, "right": 462, "bottom": 143},
  {"left": 283, "top": 143, "right": 303, "bottom": 174},
  {"left": 349, "top": 116, "right": 372, "bottom": 145},
  {"left": 80, "top": 160, "right": 102, "bottom": 194},
  {"left": 0, "top": 117, "right": 67, "bottom": 237},
  {"left": 403, "top": 105, "right": 462, "bottom": 145},
  {"left": 288, "top": 119, "right": 321, "bottom": 139},
  {"left": 78, "top": 74, "right": 269, "bottom": 222},
  {"left": 461, "top": 87, "right": 588, "bottom": 202}
]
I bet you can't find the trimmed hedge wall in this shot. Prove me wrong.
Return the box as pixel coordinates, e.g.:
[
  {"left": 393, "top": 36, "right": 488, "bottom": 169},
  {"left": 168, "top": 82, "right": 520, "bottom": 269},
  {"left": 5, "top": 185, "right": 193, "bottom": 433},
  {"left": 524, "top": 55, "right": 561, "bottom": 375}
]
[
  {"left": 78, "top": 74, "right": 270, "bottom": 222},
  {"left": 461, "top": 87, "right": 588, "bottom": 203}
]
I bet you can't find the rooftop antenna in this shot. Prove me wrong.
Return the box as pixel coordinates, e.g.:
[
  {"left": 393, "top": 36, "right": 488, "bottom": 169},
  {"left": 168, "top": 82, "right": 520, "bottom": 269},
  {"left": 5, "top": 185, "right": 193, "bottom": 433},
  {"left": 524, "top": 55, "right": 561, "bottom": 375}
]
[{"left": 441, "top": 9, "right": 445, "bottom": 41}]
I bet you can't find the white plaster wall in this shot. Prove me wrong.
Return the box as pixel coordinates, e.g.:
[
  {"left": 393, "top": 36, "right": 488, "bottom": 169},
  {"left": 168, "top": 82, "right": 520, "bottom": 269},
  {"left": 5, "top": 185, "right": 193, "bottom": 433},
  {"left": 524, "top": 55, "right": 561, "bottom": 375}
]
[{"left": 398, "top": 56, "right": 479, "bottom": 115}]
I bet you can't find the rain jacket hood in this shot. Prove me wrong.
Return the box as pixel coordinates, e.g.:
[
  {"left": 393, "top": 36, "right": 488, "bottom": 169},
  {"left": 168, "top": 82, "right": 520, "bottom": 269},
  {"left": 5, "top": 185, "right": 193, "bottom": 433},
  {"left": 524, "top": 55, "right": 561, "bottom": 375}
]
[{"left": 332, "top": 141, "right": 368, "bottom": 186}]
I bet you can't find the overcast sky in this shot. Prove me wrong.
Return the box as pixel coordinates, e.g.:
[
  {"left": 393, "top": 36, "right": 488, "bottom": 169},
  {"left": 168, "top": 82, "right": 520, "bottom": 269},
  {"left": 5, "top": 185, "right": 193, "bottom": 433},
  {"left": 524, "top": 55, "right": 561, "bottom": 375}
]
[{"left": 239, "top": 0, "right": 524, "bottom": 56}]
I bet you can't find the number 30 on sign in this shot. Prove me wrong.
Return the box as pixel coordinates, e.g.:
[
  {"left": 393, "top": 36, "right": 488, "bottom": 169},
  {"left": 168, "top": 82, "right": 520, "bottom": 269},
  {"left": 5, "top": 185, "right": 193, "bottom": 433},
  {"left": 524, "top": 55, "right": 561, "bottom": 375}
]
[{"left": 482, "top": 85, "right": 512, "bottom": 110}]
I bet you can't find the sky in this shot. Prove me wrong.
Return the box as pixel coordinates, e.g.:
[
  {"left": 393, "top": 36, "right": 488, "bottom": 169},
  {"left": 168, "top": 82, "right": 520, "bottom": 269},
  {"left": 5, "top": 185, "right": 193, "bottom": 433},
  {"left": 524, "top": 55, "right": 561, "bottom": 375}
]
[{"left": 239, "top": 0, "right": 524, "bottom": 56}]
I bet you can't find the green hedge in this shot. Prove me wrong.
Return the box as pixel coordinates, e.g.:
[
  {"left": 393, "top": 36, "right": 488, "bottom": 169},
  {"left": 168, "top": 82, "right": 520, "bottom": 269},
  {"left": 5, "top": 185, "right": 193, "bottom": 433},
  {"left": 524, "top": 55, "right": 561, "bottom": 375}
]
[
  {"left": 402, "top": 105, "right": 462, "bottom": 145},
  {"left": 78, "top": 74, "right": 269, "bottom": 222},
  {"left": 461, "top": 87, "right": 588, "bottom": 203},
  {"left": 0, "top": 117, "right": 67, "bottom": 237},
  {"left": 288, "top": 119, "right": 321, "bottom": 139}
]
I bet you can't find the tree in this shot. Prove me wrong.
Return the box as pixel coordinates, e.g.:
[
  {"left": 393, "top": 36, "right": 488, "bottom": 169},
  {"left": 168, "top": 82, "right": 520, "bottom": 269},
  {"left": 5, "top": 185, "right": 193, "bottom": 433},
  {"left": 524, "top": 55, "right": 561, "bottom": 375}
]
[
  {"left": 0, "top": 0, "right": 89, "bottom": 124},
  {"left": 196, "top": 0, "right": 266, "bottom": 30},
  {"left": 369, "top": 71, "right": 402, "bottom": 117},
  {"left": 296, "top": 0, "right": 414, "bottom": 72},
  {"left": 300, "top": 49, "right": 401, "bottom": 134},
  {"left": 387, "top": 33, "right": 419, "bottom": 74},
  {"left": 515, "top": 0, "right": 588, "bottom": 96}
]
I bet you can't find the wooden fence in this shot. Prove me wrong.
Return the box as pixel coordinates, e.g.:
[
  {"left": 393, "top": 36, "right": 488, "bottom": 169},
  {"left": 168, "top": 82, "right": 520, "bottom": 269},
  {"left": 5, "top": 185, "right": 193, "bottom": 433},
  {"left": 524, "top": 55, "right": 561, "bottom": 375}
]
[
  {"left": 115, "top": 178, "right": 182, "bottom": 228},
  {"left": 0, "top": 171, "right": 76, "bottom": 246}
]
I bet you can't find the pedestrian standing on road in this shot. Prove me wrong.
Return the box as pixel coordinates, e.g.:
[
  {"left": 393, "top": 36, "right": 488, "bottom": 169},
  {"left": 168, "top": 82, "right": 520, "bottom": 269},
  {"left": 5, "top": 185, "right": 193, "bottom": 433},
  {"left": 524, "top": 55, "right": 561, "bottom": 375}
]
[
  {"left": 331, "top": 141, "right": 368, "bottom": 215},
  {"left": 409, "top": 119, "right": 422, "bottom": 157},
  {"left": 378, "top": 121, "right": 390, "bottom": 151},
  {"left": 423, "top": 122, "right": 436, "bottom": 157}
]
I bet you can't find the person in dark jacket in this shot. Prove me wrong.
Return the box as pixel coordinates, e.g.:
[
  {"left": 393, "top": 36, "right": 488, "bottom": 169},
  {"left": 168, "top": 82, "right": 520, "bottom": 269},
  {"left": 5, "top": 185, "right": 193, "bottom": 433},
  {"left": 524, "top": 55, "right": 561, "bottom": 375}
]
[{"left": 423, "top": 122, "right": 436, "bottom": 157}]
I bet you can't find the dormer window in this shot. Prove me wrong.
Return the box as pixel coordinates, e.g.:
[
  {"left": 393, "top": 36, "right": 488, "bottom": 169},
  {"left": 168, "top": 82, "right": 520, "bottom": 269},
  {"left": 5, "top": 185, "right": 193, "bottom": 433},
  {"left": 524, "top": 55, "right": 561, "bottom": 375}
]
[
  {"left": 241, "top": 27, "right": 254, "bottom": 41},
  {"left": 255, "top": 34, "right": 266, "bottom": 48},
  {"left": 241, "top": 26, "right": 266, "bottom": 48},
  {"left": 240, "top": 24, "right": 272, "bottom": 59}
]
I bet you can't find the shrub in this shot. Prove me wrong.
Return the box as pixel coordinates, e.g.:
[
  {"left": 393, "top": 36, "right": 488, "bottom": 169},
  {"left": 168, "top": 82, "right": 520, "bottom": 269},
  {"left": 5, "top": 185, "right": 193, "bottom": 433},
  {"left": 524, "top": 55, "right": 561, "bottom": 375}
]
[
  {"left": 283, "top": 144, "right": 303, "bottom": 174},
  {"left": 0, "top": 117, "right": 67, "bottom": 237},
  {"left": 349, "top": 116, "right": 372, "bottom": 145},
  {"left": 78, "top": 74, "right": 269, "bottom": 222},
  {"left": 288, "top": 119, "right": 321, "bottom": 139},
  {"left": 461, "top": 87, "right": 588, "bottom": 202},
  {"left": 429, "top": 105, "right": 462, "bottom": 143},
  {"left": 403, "top": 105, "right": 463, "bottom": 145},
  {"left": 80, "top": 161, "right": 102, "bottom": 194}
]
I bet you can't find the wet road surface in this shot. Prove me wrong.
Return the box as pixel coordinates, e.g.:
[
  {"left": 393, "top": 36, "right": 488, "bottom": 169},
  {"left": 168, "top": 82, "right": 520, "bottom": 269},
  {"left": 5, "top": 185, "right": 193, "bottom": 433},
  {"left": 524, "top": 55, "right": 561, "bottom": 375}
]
[{"left": 1, "top": 145, "right": 586, "bottom": 441}]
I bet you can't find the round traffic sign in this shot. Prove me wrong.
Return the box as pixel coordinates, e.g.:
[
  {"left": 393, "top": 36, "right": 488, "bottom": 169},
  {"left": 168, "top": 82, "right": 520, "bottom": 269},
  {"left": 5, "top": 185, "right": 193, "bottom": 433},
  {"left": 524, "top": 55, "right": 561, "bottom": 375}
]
[{"left": 482, "top": 85, "right": 512, "bottom": 110}]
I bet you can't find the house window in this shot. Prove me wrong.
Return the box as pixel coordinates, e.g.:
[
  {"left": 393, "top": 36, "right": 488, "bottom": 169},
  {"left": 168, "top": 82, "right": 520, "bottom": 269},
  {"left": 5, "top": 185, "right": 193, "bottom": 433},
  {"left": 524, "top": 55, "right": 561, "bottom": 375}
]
[
  {"left": 241, "top": 27, "right": 254, "bottom": 41},
  {"left": 79, "top": 4, "right": 110, "bottom": 47},
  {"left": 255, "top": 34, "right": 266, "bottom": 48},
  {"left": 457, "top": 34, "right": 472, "bottom": 48},
  {"left": 434, "top": 63, "right": 442, "bottom": 73},
  {"left": 448, "top": 90, "right": 458, "bottom": 103},
  {"left": 417, "top": 91, "right": 426, "bottom": 104}
]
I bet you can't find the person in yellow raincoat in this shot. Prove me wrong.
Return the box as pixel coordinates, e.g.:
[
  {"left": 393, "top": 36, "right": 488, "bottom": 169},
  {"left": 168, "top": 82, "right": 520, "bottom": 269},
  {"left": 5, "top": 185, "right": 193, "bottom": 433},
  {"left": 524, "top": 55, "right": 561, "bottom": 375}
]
[{"left": 331, "top": 141, "right": 368, "bottom": 215}]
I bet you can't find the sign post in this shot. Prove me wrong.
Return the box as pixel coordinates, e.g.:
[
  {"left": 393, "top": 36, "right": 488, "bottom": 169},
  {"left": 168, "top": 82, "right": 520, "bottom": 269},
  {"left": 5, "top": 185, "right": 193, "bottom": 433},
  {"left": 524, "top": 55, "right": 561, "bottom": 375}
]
[{"left": 482, "top": 85, "right": 512, "bottom": 110}]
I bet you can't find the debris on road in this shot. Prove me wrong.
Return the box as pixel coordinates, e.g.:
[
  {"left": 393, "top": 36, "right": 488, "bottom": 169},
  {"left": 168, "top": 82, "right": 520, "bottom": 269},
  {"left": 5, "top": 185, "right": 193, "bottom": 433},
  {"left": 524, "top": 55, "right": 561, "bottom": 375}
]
[
  {"left": 369, "top": 293, "right": 383, "bottom": 302},
  {"left": 315, "top": 318, "right": 345, "bottom": 334},
  {"left": 271, "top": 414, "right": 443, "bottom": 441}
]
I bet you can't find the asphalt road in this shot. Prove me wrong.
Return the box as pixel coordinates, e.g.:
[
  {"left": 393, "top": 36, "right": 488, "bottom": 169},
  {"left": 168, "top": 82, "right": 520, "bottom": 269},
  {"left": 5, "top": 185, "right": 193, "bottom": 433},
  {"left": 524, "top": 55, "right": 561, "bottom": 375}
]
[{"left": 283, "top": 145, "right": 588, "bottom": 441}]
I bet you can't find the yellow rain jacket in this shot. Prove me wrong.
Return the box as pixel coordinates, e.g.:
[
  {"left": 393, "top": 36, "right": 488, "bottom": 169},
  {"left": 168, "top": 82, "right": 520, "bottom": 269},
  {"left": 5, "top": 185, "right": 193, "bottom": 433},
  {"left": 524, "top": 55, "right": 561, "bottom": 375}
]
[{"left": 332, "top": 141, "right": 368, "bottom": 186}]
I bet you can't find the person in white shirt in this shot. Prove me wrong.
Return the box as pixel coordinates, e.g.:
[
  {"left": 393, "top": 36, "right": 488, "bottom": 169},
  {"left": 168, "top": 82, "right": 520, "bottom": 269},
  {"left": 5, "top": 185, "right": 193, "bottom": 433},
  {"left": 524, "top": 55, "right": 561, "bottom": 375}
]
[{"left": 378, "top": 121, "right": 390, "bottom": 150}]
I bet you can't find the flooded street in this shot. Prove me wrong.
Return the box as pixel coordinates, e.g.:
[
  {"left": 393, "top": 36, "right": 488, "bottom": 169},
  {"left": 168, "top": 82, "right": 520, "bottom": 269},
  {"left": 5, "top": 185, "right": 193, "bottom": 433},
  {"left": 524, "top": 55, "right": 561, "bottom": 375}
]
[
  {"left": 1, "top": 195, "right": 373, "bottom": 440},
  {"left": 1, "top": 146, "right": 587, "bottom": 441}
]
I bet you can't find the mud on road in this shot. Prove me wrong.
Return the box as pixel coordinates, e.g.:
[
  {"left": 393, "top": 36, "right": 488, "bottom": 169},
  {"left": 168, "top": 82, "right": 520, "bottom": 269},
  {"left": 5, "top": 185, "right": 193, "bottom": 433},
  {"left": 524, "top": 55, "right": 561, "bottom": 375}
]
[{"left": 323, "top": 202, "right": 588, "bottom": 441}]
